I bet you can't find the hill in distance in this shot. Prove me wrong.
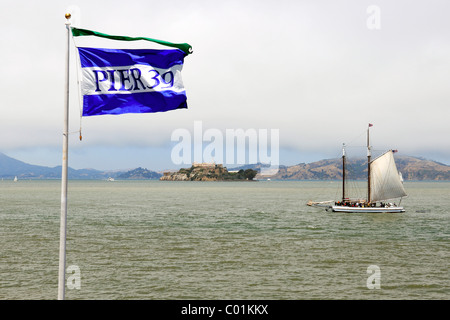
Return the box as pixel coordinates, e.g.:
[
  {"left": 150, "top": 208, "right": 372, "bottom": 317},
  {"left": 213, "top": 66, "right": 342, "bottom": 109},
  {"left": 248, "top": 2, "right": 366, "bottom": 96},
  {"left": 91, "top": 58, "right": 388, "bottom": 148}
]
[
  {"left": 0, "top": 152, "right": 161, "bottom": 180},
  {"left": 117, "top": 167, "right": 162, "bottom": 180},
  {"left": 0, "top": 152, "right": 449, "bottom": 181},
  {"left": 250, "top": 155, "right": 450, "bottom": 181}
]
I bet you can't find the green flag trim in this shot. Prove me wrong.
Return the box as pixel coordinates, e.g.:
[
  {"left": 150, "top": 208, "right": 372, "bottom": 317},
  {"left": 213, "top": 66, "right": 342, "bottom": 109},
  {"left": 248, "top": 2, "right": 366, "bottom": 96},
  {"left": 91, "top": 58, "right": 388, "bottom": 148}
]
[{"left": 71, "top": 27, "right": 192, "bottom": 55}]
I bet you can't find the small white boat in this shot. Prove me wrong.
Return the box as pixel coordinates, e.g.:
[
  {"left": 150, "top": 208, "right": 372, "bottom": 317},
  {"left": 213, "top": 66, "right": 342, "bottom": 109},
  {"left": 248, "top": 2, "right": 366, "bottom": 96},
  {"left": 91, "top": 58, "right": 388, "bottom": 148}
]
[
  {"left": 13, "top": 176, "right": 18, "bottom": 182},
  {"left": 307, "top": 200, "right": 334, "bottom": 208}
]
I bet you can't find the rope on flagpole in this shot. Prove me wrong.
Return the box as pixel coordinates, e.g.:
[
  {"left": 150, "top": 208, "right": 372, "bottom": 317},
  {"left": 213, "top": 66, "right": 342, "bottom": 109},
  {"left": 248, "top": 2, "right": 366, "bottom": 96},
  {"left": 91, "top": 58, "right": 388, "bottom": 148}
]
[{"left": 70, "top": 27, "right": 84, "bottom": 141}]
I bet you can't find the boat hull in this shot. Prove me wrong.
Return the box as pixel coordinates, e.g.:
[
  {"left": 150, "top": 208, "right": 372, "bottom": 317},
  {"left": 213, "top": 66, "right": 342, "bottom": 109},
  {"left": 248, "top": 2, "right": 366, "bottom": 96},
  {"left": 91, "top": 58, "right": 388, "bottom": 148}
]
[{"left": 331, "top": 205, "right": 405, "bottom": 213}]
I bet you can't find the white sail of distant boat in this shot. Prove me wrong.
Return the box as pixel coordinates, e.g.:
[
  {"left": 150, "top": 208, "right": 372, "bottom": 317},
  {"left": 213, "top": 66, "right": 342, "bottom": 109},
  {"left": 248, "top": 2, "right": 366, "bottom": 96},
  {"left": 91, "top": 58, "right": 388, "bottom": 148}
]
[
  {"left": 14, "top": 176, "right": 18, "bottom": 182},
  {"left": 307, "top": 123, "right": 407, "bottom": 213}
]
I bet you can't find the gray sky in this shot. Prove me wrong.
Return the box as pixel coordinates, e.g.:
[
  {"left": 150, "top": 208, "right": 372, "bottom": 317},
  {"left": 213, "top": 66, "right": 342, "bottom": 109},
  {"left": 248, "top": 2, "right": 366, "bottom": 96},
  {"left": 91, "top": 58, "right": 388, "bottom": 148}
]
[{"left": 1, "top": 0, "right": 449, "bottom": 170}]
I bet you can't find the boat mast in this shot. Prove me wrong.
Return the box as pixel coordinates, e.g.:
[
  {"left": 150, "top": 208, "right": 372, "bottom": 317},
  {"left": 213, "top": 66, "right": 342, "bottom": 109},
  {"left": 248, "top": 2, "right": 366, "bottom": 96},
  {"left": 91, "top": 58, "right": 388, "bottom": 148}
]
[
  {"left": 342, "top": 143, "right": 346, "bottom": 202},
  {"left": 367, "top": 123, "right": 372, "bottom": 203}
]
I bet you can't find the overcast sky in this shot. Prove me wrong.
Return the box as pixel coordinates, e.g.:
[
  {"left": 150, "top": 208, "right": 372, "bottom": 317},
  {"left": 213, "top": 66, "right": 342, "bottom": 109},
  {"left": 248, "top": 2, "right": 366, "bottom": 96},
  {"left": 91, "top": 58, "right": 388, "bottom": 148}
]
[{"left": 1, "top": 0, "right": 449, "bottom": 170}]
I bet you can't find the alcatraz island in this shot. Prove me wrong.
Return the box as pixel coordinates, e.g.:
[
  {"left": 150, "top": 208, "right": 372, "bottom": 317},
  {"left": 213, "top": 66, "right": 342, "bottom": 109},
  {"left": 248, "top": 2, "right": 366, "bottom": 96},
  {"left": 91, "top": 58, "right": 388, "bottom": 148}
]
[{"left": 160, "top": 162, "right": 258, "bottom": 181}]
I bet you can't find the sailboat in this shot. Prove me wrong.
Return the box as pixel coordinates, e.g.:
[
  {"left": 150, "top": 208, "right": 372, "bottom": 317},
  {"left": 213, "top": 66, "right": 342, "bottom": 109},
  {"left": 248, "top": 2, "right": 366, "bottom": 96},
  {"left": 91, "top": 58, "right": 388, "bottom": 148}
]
[{"left": 308, "top": 123, "right": 407, "bottom": 213}]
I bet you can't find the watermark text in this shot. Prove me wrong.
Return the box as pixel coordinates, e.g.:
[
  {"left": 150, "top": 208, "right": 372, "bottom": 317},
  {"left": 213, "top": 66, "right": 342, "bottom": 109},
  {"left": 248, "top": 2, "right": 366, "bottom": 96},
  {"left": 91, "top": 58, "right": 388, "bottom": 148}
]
[{"left": 171, "top": 121, "right": 279, "bottom": 175}]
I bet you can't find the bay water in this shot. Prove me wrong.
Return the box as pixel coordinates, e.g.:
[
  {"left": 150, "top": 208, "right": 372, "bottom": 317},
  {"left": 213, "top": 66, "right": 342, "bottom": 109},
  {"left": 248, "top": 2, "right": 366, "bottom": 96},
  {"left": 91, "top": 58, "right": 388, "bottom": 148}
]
[{"left": 0, "top": 180, "right": 448, "bottom": 299}]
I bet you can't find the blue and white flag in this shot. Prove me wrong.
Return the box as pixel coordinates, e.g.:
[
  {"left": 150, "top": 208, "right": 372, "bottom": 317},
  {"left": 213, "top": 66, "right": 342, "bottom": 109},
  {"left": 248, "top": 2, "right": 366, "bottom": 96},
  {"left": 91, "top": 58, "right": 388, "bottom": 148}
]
[{"left": 72, "top": 28, "right": 192, "bottom": 116}]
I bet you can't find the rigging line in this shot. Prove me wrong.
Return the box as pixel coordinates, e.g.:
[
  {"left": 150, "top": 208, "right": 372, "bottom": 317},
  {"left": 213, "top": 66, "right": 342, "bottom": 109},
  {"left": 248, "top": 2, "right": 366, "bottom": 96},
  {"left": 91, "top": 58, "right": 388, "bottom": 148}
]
[
  {"left": 335, "top": 183, "right": 341, "bottom": 202},
  {"left": 345, "top": 130, "right": 366, "bottom": 148},
  {"left": 345, "top": 145, "right": 366, "bottom": 148}
]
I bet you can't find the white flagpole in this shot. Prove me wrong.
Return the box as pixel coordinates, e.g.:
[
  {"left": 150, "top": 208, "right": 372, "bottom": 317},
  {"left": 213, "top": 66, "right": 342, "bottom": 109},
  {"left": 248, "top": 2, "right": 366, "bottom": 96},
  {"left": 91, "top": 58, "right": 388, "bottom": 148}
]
[{"left": 58, "top": 13, "right": 71, "bottom": 300}]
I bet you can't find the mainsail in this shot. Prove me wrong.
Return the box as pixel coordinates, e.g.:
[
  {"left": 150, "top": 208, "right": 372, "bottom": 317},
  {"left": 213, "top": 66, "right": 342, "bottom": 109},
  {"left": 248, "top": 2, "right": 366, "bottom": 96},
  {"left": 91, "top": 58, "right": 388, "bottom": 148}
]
[{"left": 369, "top": 150, "right": 407, "bottom": 202}]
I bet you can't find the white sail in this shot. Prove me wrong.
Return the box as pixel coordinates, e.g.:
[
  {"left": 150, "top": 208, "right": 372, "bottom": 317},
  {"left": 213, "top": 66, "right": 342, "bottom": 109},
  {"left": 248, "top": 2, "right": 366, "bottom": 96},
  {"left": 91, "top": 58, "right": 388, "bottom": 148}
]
[{"left": 370, "top": 150, "right": 407, "bottom": 202}]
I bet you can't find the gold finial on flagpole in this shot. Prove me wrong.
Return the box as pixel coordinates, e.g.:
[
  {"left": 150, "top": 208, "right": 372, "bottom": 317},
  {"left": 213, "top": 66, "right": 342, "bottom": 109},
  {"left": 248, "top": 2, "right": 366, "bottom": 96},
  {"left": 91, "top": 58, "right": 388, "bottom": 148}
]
[{"left": 65, "top": 13, "right": 71, "bottom": 26}]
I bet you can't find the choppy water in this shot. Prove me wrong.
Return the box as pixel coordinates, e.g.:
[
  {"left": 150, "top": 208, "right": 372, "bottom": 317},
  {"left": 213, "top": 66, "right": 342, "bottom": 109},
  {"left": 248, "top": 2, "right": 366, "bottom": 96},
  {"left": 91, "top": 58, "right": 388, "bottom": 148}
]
[{"left": 0, "top": 180, "right": 448, "bottom": 300}]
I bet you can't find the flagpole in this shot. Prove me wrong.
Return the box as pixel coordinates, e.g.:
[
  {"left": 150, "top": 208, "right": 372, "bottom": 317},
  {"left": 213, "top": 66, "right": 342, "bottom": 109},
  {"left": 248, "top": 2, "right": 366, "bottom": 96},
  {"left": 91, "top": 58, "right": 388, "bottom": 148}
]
[{"left": 58, "top": 13, "right": 71, "bottom": 300}]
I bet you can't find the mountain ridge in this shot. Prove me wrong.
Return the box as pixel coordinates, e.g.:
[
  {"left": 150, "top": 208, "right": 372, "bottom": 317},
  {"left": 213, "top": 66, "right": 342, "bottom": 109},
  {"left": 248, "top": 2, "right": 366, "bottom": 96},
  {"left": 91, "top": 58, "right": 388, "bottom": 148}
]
[
  {"left": 1, "top": 152, "right": 449, "bottom": 181},
  {"left": 253, "top": 155, "right": 450, "bottom": 181}
]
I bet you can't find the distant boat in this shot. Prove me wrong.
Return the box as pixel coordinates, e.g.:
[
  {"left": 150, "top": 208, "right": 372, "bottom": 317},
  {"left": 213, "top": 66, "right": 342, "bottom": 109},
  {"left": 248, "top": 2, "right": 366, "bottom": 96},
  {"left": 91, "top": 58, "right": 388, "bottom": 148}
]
[
  {"left": 308, "top": 124, "right": 407, "bottom": 213},
  {"left": 13, "top": 176, "right": 18, "bottom": 182},
  {"left": 107, "top": 177, "right": 115, "bottom": 182}
]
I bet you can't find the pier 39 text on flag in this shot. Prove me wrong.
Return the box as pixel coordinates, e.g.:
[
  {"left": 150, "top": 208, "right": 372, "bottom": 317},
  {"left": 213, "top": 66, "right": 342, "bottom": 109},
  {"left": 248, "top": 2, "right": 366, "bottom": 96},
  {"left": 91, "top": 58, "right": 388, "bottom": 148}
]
[{"left": 71, "top": 27, "right": 192, "bottom": 116}]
